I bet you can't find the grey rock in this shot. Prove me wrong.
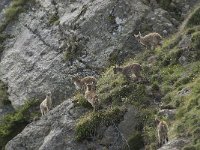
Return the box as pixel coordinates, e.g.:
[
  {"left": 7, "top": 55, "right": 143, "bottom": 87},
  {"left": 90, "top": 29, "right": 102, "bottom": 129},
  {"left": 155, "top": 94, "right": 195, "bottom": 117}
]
[
  {"left": 178, "top": 35, "right": 192, "bottom": 50},
  {"left": 5, "top": 99, "right": 130, "bottom": 150},
  {"left": 0, "top": 0, "right": 150, "bottom": 108},
  {"left": 178, "top": 87, "right": 191, "bottom": 96},
  {"left": 1, "top": 0, "right": 192, "bottom": 109},
  {"left": 100, "top": 126, "right": 119, "bottom": 146},
  {"left": 178, "top": 56, "right": 187, "bottom": 66},
  {"left": 5, "top": 99, "right": 88, "bottom": 150},
  {"left": 158, "top": 138, "right": 190, "bottom": 150},
  {"left": 118, "top": 105, "right": 138, "bottom": 139},
  {"left": 158, "top": 109, "right": 176, "bottom": 120}
]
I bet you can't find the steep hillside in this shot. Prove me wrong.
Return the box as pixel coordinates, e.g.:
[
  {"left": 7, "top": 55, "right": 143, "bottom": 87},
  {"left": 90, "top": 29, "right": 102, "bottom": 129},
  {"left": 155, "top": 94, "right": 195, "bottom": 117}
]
[
  {"left": 0, "top": 0, "right": 196, "bottom": 108},
  {"left": 0, "top": 0, "right": 199, "bottom": 150}
]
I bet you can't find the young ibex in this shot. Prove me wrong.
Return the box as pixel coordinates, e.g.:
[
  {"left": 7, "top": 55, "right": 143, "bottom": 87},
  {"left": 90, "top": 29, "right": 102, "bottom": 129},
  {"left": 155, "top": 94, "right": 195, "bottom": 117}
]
[
  {"left": 40, "top": 92, "right": 52, "bottom": 116},
  {"left": 113, "top": 63, "right": 142, "bottom": 81},
  {"left": 72, "top": 76, "right": 97, "bottom": 91},
  {"left": 85, "top": 84, "right": 99, "bottom": 111},
  {"left": 155, "top": 118, "right": 169, "bottom": 147},
  {"left": 134, "top": 32, "right": 163, "bottom": 50}
]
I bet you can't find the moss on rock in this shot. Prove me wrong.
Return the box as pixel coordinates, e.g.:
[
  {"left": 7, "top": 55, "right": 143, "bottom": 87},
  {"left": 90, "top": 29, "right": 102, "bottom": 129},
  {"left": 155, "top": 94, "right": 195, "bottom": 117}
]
[
  {"left": 75, "top": 106, "right": 126, "bottom": 141},
  {"left": 0, "top": 100, "right": 40, "bottom": 149}
]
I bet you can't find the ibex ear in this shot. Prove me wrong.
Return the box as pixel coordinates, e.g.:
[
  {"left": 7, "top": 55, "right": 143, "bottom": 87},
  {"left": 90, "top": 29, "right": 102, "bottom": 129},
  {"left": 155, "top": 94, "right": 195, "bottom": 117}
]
[
  {"left": 155, "top": 117, "right": 160, "bottom": 125},
  {"left": 139, "top": 31, "right": 141, "bottom": 36}
]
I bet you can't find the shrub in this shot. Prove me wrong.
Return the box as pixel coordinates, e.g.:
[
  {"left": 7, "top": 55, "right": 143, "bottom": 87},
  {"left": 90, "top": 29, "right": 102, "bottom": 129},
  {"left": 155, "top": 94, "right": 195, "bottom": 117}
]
[
  {"left": 75, "top": 106, "right": 126, "bottom": 141},
  {"left": 0, "top": 100, "right": 40, "bottom": 149},
  {"left": 186, "top": 7, "right": 200, "bottom": 28},
  {"left": 0, "top": 81, "right": 9, "bottom": 106},
  {"left": 128, "top": 131, "right": 144, "bottom": 150},
  {"left": 161, "top": 48, "right": 183, "bottom": 66},
  {"left": 183, "top": 145, "right": 197, "bottom": 150},
  {"left": 157, "top": 0, "right": 172, "bottom": 10},
  {"left": 191, "top": 31, "right": 200, "bottom": 50},
  {"left": 74, "top": 93, "right": 92, "bottom": 109},
  {"left": 4, "top": 6, "right": 23, "bottom": 21},
  {"left": 49, "top": 14, "right": 59, "bottom": 25}
]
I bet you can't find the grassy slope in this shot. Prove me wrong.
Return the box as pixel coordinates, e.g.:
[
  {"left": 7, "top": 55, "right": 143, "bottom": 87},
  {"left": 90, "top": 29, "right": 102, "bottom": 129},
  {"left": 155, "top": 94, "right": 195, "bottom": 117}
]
[
  {"left": 75, "top": 4, "right": 200, "bottom": 150},
  {"left": 136, "top": 5, "right": 200, "bottom": 149}
]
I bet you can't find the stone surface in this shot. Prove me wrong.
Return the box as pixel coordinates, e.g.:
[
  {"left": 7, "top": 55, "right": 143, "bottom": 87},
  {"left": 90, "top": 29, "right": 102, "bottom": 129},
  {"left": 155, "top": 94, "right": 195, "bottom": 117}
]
[
  {"left": 0, "top": 0, "right": 199, "bottom": 149},
  {"left": 0, "top": 0, "right": 191, "bottom": 108},
  {"left": 5, "top": 100, "right": 88, "bottom": 150},
  {"left": 5, "top": 99, "right": 132, "bottom": 150},
  {"left": 158, "top": 138, "right": 190, "bottom": 150},
  {"left": 158, "top": 109, "right": 176, "bottom": 120},
  {"left": 0, "top": 105, "right": 14, "bottom": 123}
]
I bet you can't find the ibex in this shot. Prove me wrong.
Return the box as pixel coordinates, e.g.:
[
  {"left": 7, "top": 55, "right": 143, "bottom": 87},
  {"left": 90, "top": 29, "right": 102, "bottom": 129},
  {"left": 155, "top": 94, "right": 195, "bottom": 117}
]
[
  {"left": 40, "top": 92, "right": 52, "bottom": 116},
  {"left": 85, "top": 84, "right": 99, "bottom": 111},
  {"left": 134, "top": 32, "right": 163, "bottom": 50},
  {"left": 155, "top": 118, "right": 169, "bottom": 147},
  {"left": 113, "top": 63, "right": 142, "bottom": 81},
  {"left": 72, "top": 76, "right": 97, "bottom": 91}
]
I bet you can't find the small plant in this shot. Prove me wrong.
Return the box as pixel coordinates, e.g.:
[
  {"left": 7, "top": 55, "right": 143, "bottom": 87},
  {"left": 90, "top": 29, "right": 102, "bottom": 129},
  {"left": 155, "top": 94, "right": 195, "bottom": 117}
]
[
  {"left": 0, "top": 81, "right": 9, "bottom": 106},
  {"left": 191, "top": 31, "right": 200, "bottom": 50},
  {"left": 49, "top": 14, "right": 59, "bottom": 25},
  {"left": 157, "top": 0, "right": 172, "bottom": 10},
  {"left": 161, "top": 48, "right": 183, "bottom": 66},
  {"left": 128, "top": 131, "right": 144, "bottom": 150},
  {"left": 0, "top": 0, "right": 33, "bottom": 32},
  {"left": 74, "top": 92, "right": 92, "bottom": 109}
]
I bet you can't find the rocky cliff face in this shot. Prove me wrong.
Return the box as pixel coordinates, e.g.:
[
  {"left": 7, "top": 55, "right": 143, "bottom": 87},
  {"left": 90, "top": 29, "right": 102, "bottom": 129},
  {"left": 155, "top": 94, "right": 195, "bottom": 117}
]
[
  {"left": 5, "top": 100, "right": 137, "bottom": 150},
  {"left": 0, "top": 0, "right": 200, "bottom": 150},
  {"left": 0, "top": 0, "right": 195, "bottom": 108}
]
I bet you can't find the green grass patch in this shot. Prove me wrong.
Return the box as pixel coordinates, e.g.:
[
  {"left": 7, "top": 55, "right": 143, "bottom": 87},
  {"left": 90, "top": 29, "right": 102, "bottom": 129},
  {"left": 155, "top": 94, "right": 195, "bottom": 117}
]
[
  {"left": 0, "top": 81, "right": 9, "bottom": 106},
  {"left": 128, "top": 131, "right": 144, "bottom": 150},
  {"left": 73, "top": 92, "right": 93, "bottom": 109},
  {"left": 97, "top": 66, "right": 151, "bottom": 107},
  {"left": 75, "top": 106, "right": 126, "bottom": 141},
  {"left": 0, "top": 100, "right": 40, "bottom": 149},
  {"left": 157, "top": 0, "right": 172, "bottom": 10},
  {"left": 0, "top": 0, "right": 35, "bottom": 56},
  {"left": 191, "top": 31, "right": 200, "bottom": 50},
  {"left": 0, "top": 0, "right": 34, "bottom": 32},
  {"left": 186, "top": 6, "right": 200, "bottom": 28},
  {"left": 49, "top": 14, "right": 59, "bottom": 25}
]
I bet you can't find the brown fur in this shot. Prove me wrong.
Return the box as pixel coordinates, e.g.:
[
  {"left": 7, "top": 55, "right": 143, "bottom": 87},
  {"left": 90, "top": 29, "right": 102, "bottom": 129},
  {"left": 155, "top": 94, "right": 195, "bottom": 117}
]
[
  {"left": 85, "top": 84, "right": 99, "bottom": 111},
  {"left": 155, "top": 119, "right": 169, "bottom": 147},
  {"left": 113, "top": 63, "right": 142, "bottom": 81},
  {"left": 134, "top": 32, "right": 163, "bottom": 50},
  {"left": 72, "top": 76, "right": 97, "bottom": 91}
]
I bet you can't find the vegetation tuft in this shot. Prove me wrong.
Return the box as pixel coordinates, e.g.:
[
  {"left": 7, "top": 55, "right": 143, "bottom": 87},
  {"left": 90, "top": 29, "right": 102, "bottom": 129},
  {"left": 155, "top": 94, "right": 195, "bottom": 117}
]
[
  {"left": 0, "top": 100, "right": 40, "bottom": 149},
  {"left": 75, "top": 106, "right": 126, "bottom": 141},
  {"left": 186, "top": 7, "right": 200, "bottom": 28},
  {"left": 0, "top": 81, "right": 9, "bottom": 106}
]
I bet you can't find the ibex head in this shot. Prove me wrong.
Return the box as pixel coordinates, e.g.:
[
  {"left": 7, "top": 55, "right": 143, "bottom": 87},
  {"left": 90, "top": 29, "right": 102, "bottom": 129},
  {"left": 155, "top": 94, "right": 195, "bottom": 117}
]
[
  {"left": 46, "top": 91, "right": 52, "bottom": 97},
  {"left": 134, "top": 31, "right": 142, "bottom": 40},
  {"left": 113, "top": 65, "right": 121, "bottom": 74},
  {"left": 155, "top": 117, "right": 160, "bottom": 126},
  {"left": 86, "top": 83, "right": 94, "bottom": 91}
]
